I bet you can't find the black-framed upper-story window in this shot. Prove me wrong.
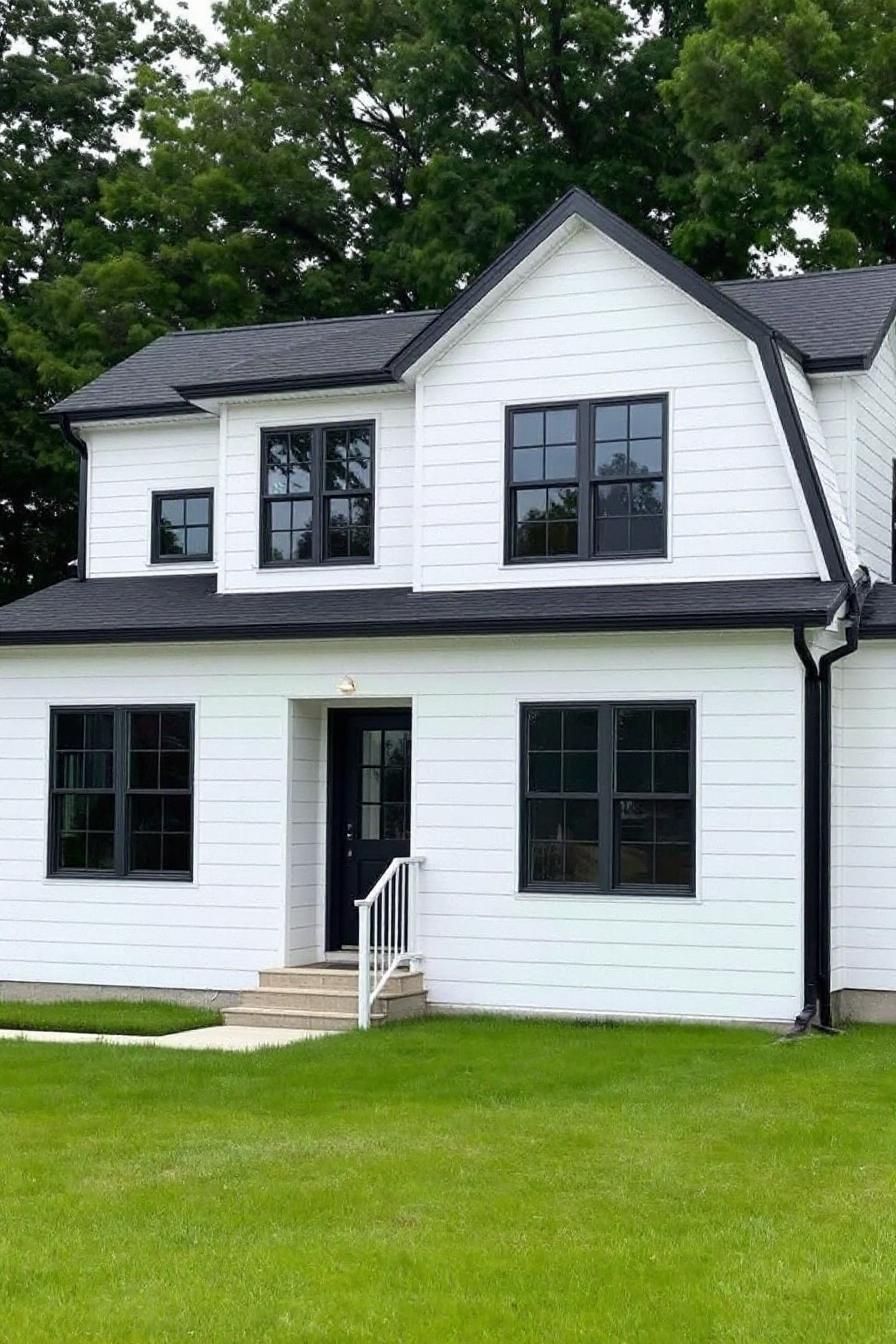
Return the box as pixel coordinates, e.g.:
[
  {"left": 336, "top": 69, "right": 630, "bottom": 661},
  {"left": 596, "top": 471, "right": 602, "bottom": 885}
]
[
  {"left": 506, "top": 396, "right": 667, "bottom": 563},
  {"left": 891, "top": 459, "right": 896, "bottom": 583},
  {"left": 260, "top": 421, "right": 374, "bottom": 567},
  {"left": 151, "top": 490, "right": 213, "bottom": 564},
  {"left": 49, "top": 706, "right": 194, "bottom": 880},
  {"left": 520, "top": 701, "right": 695, "bottom": 896}
]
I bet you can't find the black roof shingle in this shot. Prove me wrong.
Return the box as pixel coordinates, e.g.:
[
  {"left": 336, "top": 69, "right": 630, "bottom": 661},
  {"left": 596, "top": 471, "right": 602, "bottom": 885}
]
[
  {"left": 717, "top": 266, "right": 896, "bottom": 372},
  {"left": 0, "top": 574, "right": 849, "bottom": 646},
  {"left": 49, "top": 194, "right": 896, "bottom": 423},
  {"left": 51, "top": 310, "right": 438, "bottom": 421}
]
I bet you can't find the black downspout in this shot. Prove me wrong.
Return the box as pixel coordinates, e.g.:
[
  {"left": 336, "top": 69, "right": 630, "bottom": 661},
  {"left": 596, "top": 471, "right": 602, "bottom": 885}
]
[
  {"left": 58, "top": 415, "right": 88, "bottom": 582},
  {"left": 816, "top": 606, "right": 862, "bottom": 1026},
  {"left": 791, "top": 579, "right": 866, "bottom": 1034},
  {"left": 793, "top": 626, "right": 821, "bottom": 1032}
]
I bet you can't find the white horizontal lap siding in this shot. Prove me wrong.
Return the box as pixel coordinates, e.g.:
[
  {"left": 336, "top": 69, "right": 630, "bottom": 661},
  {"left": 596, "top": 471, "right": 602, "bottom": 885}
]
[
  {"left": 812, "top": 375, "right": 853, "bottom": 543},
  {"left": 833, "top": 642, "right": 896, "bottom": 991},
  {"left": 783, "top": 357, "right": 858, "bottom": 575},
  {"left": 852, "top": 340, "right": 896, "bottom": 579},
  {"left": 221, "top": 390, "right": 414, "bottom": 593},
  {"left": 0, "top": 663, "right": 288, "bottom": 991},
  {"left": 85, "top": 419, "right": 219, "bottom": 578},
  {"left": 416, "top": 225, "right": 819, "bottom": 590},
  {"left": 289, "top": 703, "right": 324, "bottom": 964},
  {"left": 0, "top": 631, "right": 802, "bottom": 1016}
]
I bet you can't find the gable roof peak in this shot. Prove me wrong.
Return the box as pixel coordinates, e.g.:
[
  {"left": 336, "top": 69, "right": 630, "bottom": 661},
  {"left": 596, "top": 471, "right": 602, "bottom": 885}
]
[{"left": 388, "top": 186, "right": 790, "bottom": 379}]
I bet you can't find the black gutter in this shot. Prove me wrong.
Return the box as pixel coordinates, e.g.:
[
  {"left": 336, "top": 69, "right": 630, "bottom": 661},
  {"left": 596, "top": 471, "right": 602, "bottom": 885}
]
[
  {"left": 174, "top": 369, "right": 397, "bottom": 401},
  {"left": 47, "top": 401, "right": 204, "bottom": 424},
  {"left": 790, "top": 575, "right": 867, "bottom": 1033},
  {"left": 57, "top": 415, "right": 88, "bottom": 583}
]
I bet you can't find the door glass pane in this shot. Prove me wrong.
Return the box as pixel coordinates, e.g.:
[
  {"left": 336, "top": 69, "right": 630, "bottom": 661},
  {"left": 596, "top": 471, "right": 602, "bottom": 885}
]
[
  {"left": 362, "top": 730, "right": 381, "bottom": 767},
  {"left": 361, "top": 804, "right": 381, "bottom": 839}
]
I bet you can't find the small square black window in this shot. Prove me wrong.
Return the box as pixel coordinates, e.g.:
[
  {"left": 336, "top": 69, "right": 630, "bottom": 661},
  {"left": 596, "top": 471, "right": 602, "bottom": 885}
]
[
  {"left": 520, "top": 702, "right": 695, "bottom": 895},
  {"left": 152, "top": 491, "right": 213, "bottom": 563}
]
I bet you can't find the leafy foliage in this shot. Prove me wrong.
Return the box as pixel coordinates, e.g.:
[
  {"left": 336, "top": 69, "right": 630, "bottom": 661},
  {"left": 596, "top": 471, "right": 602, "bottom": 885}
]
[{"left": 2, "top": 0, "right": 895, "bottom": 600}]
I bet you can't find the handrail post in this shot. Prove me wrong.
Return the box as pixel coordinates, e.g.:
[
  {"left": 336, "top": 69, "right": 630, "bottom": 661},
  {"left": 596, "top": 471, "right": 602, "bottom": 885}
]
[{"left": 358, "top": 903, "right": 371, "bottom": 1030}]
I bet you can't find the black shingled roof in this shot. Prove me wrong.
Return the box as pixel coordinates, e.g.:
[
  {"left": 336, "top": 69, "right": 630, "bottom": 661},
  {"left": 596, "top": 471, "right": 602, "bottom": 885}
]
[
  {"left": 49, "top": 188, "right": 896, "bottom": 422},
  {"left": 0, "top": 574, "right": 849, "bottom": 645},
  {"left": 717, "top": 266, "right": 896, "bottom": 372},
  {"left": 856, "top": 582, "right": 896, "bottom": 636},
  {"left": 51, "top": 310, "right": 438, "bottom": 421}
]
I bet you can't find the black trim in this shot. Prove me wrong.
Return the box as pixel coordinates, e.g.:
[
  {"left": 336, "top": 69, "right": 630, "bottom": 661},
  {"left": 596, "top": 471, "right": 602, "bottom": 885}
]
[
  {"left": 757, "top": 338, "right": 849, "bottom": 583},
  {"left": 504, "top": 395, "right": 668, "bottom": 565},
  {"left": 47, "top": 704, "right": 195, "bottom": 881},
  {"left": 49, "top": 402, "right": 204, "bottom": 425},
  {"left": 151, "top": 489, "right": 214, "bottom": 565},
  {"left": 390, "top": 187, "right": 803, "bottom": 377},
  {"left": 259, "top": 420, "right": 375, "bottom": 568},
  {"left": 177, "top": 370, "right": 396, "bottom": 402},
  {"left": 518, "top": 700, "right": 696, "bottom": 897},
  {"left": 791, "top": 575, "right": 866, "bottom": 1033},
  {"left": 58, "top": 416, "right": 88, "bottom": 583}
]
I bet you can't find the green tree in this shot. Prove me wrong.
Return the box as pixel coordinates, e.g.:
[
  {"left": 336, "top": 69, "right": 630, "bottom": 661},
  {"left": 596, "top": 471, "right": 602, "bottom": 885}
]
[
  {"left": 664, "top": 0, "right": 896, "bottom": 277},
  {"left": 0, "top": 0, "right": 203, "bottom": 603}
]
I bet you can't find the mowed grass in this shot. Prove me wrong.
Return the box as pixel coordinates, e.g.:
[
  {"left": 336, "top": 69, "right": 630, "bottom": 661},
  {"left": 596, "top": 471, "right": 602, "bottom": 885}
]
[
  {"left": 0, "top": 998, "right": 221, "bottom": 1035},
  {"left": 2, "top": 1018, "right": 896, "bottom": 1343}
]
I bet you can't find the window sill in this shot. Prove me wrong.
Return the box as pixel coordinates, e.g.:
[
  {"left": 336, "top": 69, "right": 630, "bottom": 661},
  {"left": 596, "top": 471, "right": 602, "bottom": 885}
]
[
  {"left": 501, "top": 554, "right": 672, "bottom": 571},
  {"left": 259, "top": 558, "right": 377, "bottom": 571},
  {"left": 517, "top": 885, "right": 697, "bottom": 903},
  {"left": 44, "top": 873, "right": 195, "bottom": 887}
]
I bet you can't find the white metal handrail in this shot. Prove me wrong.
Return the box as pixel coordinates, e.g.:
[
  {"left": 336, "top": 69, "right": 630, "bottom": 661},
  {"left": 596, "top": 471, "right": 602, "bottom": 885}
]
[{"left": 355, "top": 856, "right": 424, "bottom": 1029}]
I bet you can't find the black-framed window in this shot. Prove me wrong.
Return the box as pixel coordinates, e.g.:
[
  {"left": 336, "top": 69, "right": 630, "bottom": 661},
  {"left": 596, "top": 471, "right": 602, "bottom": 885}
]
[
  {"left": 507, "top": 397, "right": 667, "bottom": 562},
  {"left": 520, "top": 702, "right": 695, "bottom": 895},
  {"left": 151, "top": 490, "right": 213, "bottom": 563},
  {"left": 891, "top": 459, "right": 896, "bottom": 584},
  {"left": 261, "top": 421, "right": 374, "bottom": 567},
  {"left": 49, "top": 707, "right": 194, "bottom": 879}
]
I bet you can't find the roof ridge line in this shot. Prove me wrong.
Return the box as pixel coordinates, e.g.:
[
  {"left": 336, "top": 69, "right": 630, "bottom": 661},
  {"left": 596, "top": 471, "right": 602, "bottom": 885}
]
[
  {"left": 719, "top": 264, "right": 896, "bottom": 288},
  {"left": 164, "top": 308, "right": 441, "bottom": 338}
]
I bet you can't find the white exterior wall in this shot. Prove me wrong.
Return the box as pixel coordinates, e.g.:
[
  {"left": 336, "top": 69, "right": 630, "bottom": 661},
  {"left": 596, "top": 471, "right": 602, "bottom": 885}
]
[
  {"left": 832, "top": 642, "right": 896, "bottom": 993},
  {"left": 414, "top": 224, "right": 821, "bottom": 591},
  {"left": 85, "top": 418, "right": 219, "bottom": 578},
  {"left": 782, "top": 356, "right": 858, "bottom": 575},
  {"left": 852, "top": 340, "right": 896, "bottom": 580},
  {"left": 813, "top": 340, "right": 896, "bottom": 583},
  {"left": 0, "top": 631, "right": 804, "bottom": 1021},
  {"left": 219, "top": 389, "right": 415, "bottom": 593},
  {"left": 289, "top": 702, "right": 325, "bottom": 965}
]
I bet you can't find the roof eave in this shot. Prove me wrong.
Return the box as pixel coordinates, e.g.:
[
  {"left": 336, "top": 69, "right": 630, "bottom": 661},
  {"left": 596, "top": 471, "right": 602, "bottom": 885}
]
[
  {"left": 45, "top": 400, "right": 201, "bottom": 424},
  {"left": 174, "top": 369, "right": 397, "bottom": 400},
  {"left": 0, "top": 601, "right": 849, "bottom": 648},
  {"left": 804, "top": 354, "right": 872, "bottom": 374}
]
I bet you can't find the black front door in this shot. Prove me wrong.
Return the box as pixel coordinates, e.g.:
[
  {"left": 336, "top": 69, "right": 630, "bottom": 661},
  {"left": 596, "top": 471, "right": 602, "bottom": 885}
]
[{"left": 327, "top": 709, "right": 412, "bottom": 949}]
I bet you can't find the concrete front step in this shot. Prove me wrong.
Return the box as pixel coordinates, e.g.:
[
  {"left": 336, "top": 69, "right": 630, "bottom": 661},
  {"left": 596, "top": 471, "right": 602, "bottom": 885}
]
[
  {"left": 222, "top": 1005, "right": 384, "bottom": 1032},
  {"left": 258, "top": 967, "right": 424, "bottom": 996},
  {"left": 242, "top": 988, "right": 427, "bottom": 1017}
]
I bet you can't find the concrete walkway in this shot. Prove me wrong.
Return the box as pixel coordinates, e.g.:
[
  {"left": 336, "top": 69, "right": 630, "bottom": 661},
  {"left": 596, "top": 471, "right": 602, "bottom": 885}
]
[{"left": 0, "top": 1025, "right": 326, "bottom": 1051}]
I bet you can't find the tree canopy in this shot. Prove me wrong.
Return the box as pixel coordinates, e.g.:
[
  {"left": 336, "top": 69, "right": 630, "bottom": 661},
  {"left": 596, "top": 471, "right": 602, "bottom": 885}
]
[{"left": 2, "top": 0, "right": 894, "bottom": 602}]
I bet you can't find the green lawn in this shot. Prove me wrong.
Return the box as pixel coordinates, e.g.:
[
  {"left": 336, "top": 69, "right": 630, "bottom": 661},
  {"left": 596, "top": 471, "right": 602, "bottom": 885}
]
[
  {"left": 2, "top": 1018, "right": 896, "bottom": 1343},
  {"left": 0, "top": 999, "right": 221, "bottom": 1035}
]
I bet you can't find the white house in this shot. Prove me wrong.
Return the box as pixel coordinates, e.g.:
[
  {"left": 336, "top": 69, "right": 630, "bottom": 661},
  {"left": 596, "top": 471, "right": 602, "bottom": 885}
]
[{"left": 3, "top": 188, "right": 896, "bottom": 1031}]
